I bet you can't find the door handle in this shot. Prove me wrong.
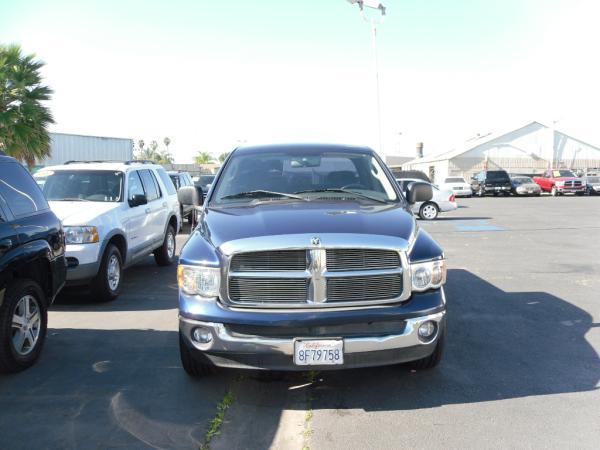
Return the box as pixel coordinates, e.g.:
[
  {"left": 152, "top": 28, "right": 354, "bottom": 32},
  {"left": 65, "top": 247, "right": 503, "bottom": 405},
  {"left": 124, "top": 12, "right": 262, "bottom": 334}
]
[
  {"left": 0, "top": 239, "right": 12, "bottom": 251},
  {"left": 145, "top": 208, "right": 151, "bottom": 214},
  {"left": 162, "top": 202, "right": 167, "bottom": 207}
]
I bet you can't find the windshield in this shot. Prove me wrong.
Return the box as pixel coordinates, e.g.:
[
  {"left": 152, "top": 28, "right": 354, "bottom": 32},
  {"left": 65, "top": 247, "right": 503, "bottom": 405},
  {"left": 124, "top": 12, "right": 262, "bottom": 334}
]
[
  {"left": 35, "top": 170, "right": 124, "bottom": 202},
  {"left": 487, "top": 171, "right": 510, "bottom": 181},
  {"left": 552, "top": 170, "right": 576, "bottom": 177},
  {"left": 212, "top": 150, "right": 398, "bottom": 205},
  {"left": 512, "top": 177, "right": 533, "bottom": 184},
  {"left": 200, "top": 175, "right": 215, "bottom": 185},
  {"left": 445, "top": 177, "right": 465, "bottom": 183}
]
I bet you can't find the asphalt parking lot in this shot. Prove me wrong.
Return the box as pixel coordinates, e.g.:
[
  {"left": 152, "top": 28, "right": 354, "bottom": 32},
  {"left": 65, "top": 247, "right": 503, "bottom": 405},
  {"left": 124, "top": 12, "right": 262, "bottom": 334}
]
[{"left": 1, "top": 196, "right": 599, "bottom": 450}]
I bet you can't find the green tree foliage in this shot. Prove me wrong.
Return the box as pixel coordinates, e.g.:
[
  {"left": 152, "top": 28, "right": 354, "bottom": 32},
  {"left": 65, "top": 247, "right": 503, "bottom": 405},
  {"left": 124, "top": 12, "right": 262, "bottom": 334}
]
[
  {"left": 0, "top": 44, "right": 54, "bottom": 166},
  {"left": 218, "top": 152, "right": 230, "bottom": 163},
  {"left": 194, "top": 151, "right": 214, "bottom": 164},
  {"left": 135, "top": 138, "right": 173, "bottom": 164}
]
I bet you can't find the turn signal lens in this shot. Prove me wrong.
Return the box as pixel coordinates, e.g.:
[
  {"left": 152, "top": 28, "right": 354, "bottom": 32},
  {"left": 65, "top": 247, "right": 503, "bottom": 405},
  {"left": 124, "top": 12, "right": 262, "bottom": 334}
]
[{"left": 410, "top": 259, "right": 446, "bottom": 292}]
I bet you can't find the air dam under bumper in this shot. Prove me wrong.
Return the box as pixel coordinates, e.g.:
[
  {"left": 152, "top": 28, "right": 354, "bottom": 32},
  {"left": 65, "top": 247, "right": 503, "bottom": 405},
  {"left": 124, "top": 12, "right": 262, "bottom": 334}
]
[{"left": 179, "top": 289, "right": 446, "bottom": 371}]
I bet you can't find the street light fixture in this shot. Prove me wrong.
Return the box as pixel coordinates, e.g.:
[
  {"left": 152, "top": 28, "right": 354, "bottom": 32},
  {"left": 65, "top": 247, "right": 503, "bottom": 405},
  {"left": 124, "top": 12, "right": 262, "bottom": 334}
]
[{"left": 346, "top": 0, "right": 386, "bottom": 154}]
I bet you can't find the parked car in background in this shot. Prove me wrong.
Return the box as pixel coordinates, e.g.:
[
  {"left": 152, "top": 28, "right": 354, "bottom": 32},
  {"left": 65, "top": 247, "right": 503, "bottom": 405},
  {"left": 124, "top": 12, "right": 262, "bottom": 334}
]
[
  {"left": 195, "top": 174, "right": 216, "bottom": 201},
  {"left": 439, "top": 176, "right": 472, "bottom": 197},
  {"left": 510, "top": 176, "right": 542, "bottom": 196},
  {"left": 0, "top": 152, "right": 66, "bottom": 373},
  {"left": 178, "top": 144, "right": 447, "bottom": 377},
  {"left": 583, "top": 175, "right": 600, "bottom": 195},
  {"left": 533, "top": 169, "right": 586, "bottom": 196},
  {"left": 397, "top": 178, "right": 457, "bottom": 220},
  {"left": 393, "top": 170, "right": 430, "bottom": 183},
  {"left": 34, "top": 161, "right": 180, "bottom": 302},
  {"left": 470, "top": 170, "right": 512, "bottom": 196},
  {"left": 168, "top": 171, "right": 203, "bottom": 223}
]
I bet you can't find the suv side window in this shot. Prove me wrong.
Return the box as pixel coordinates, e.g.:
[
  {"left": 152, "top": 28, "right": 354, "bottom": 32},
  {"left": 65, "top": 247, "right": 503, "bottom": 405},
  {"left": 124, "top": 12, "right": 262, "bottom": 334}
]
[
  {"left": 139, "top": 169, "right": 160, "bottom": 201},
  {"left": 0, "top": 162, "right": 49, "bottom": 218},
  {"left": 128, "top": 170, "right": 145, "bottom": 200},
  {"left": 157, "top": 168, "right": 177, "bottom": 196}
]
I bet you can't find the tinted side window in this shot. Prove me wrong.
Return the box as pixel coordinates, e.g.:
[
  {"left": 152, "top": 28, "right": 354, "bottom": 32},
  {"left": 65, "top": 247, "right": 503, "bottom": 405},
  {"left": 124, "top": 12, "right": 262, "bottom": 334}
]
[
  {"left": 128, "top": 171, "right": 145, "bottom": 200},
  {"left": 158, "top": 169, "right": 177, "bottom": 195},
  {"left": 139, "top": 169, "right": 160, "bottom": 201},
  {"left": 0, "top": 162, "right": 49, "bottom": 218}
]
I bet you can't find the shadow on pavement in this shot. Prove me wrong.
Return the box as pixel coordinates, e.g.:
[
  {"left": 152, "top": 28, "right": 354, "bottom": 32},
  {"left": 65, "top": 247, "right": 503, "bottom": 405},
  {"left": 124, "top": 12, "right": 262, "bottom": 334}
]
[{"left": 0, "top": 328, "right": 232, "bottom": 450}]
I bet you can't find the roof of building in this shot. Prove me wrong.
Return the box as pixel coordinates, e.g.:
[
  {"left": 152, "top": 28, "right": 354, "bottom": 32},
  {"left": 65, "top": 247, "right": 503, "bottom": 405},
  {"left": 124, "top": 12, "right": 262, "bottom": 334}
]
[{"left": 404, "top": 121, "right": 600, "bottom": 166}]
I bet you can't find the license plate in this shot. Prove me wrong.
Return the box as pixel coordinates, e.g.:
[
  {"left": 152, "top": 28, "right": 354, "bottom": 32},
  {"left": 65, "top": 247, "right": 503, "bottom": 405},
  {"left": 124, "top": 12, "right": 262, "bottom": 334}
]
[
  {"left": 294, "top": 339, "right": 344, "bottom": 366},
  {"left": 495, "top": 187, "right": 501, "bottom": 190}
]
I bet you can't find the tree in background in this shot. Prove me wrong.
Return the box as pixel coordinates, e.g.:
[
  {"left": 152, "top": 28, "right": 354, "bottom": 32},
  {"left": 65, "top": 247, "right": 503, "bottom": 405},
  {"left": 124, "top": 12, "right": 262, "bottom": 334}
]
[
  {"left": 194, "top": 151, "right": 214, "bottom": 164},
  {"left": 0, "top": 44, "right": 54, "bottom": 166},
  {"left": 135, "top": 138, "right": 173, "bottom": 164},
  {"left": 164, "top": 137, "right": 171, "bottom": 153},
  {"left": 218, "top": 152, "right": 230, "bottom": 163}
]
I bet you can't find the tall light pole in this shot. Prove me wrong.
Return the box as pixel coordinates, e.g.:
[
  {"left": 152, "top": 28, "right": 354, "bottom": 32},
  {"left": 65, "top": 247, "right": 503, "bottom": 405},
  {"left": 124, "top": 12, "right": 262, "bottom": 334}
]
[{"left": 347, "top": 0, "right": 386, "bottom": 154}]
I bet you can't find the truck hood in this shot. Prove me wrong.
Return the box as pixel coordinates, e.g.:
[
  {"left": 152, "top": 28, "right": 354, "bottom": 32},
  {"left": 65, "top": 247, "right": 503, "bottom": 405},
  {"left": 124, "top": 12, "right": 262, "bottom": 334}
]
[
  {"left": 201, "top": 201, "right": 416, "bottom": 249},
  {"left": 48, "top": 201, "right": 120, "bottom": 226},
  {"left": 553, "top": 177, "right": 581, "bottom": 182}
]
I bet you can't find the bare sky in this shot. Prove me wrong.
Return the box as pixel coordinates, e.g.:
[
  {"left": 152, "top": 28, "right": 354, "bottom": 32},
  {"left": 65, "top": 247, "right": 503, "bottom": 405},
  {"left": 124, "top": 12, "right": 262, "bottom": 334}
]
[{"left": 2, "top": 0, "right": 599, "bottom": 161}]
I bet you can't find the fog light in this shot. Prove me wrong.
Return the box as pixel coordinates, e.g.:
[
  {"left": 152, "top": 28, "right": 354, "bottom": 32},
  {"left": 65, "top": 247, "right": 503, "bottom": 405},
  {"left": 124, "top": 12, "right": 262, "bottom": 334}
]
[
  {"left": 192, "top": 327, "right": 213, "bottom": 344},
  {"left": 418, "top": 321, "right": 436, "bottom": 341}
]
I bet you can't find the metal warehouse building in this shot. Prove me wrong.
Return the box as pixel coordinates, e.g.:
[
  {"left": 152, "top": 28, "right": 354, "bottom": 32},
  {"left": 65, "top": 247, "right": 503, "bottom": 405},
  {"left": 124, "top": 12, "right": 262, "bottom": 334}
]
[
  {"left": 403, "top": 121, "right": 600, "bottom": 184},
  {"left": 37, "top": 132, "right": 133, "bottom": 167}
]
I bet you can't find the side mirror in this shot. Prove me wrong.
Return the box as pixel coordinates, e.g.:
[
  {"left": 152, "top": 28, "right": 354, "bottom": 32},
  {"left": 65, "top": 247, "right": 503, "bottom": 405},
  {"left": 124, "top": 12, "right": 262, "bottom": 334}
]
[
  {"left": 406, "top": 181, "right": 433, "bottom": 204},
  {"left": 128, "top": 194, "right": 148, "bottom": 207},
  {"left": 178, "top": 185, "right": 202, "bottom": 207}
]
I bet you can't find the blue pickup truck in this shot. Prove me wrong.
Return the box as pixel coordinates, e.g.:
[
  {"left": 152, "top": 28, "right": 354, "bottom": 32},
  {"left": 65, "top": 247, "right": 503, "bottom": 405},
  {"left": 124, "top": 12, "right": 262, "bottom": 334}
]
[{"left": 177, "top": 144, "right": 447, "bottom": 375}]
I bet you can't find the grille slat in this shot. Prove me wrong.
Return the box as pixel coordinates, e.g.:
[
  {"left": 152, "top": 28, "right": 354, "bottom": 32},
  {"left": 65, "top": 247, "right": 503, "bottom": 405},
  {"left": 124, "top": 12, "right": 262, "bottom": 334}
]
[
  {"left": 231, "top": 250, "right": 307, "bottom": 272},
  {"left": 327, "top": 274, "right": 402, "bottom": 302},
  {"left": 229, "top": 277, "right": 309, "bottom": 303},
  {"left": 326, "top": 249, "right": 400, "bottom": 271}
]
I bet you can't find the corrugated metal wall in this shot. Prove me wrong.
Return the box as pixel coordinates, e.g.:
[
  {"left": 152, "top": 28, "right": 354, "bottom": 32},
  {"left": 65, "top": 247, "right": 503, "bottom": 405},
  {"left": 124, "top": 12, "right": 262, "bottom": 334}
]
[{"left": 39, "top": 133, "right": 133, "bottom": 166}]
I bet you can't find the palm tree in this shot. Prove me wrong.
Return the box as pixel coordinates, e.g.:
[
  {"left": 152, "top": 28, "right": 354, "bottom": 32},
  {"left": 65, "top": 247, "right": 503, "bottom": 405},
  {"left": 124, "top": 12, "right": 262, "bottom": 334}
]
[
  {"left": 194, "top": 151, "right": 214, "bottom": 165},
  {"left": 0, "top": 44, "right": 54, "bottom": 166},
  {"left": 218, "top": 152, "right": 230, "bottom": 163},
  {"left": 163, "top": 137, "right": 171, "bottom": 152},
  {"left": 155, "top": 150, "right": 174, "bottom": 165}
]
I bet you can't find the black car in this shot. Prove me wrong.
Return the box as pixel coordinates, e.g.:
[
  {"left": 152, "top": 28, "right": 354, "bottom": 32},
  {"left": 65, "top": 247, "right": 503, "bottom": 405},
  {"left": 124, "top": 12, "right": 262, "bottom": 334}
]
[
  {"left": 471, "top": 170, "right": 512, "bottom": 196},
  {"left": 168, "top": 171, "right": 203, "bottom": 223},
  {"left": 195, "top": 174, "right": 216, "bottom": 201},
  {"left": 0, "top": 152, "right": 66, "bottom": 373}
]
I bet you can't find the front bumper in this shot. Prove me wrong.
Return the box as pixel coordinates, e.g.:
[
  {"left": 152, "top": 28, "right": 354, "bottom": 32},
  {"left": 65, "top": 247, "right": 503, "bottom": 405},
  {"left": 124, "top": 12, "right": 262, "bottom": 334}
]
[
  {"left": 452, "top": 188, "right": 472, "bottom": 196},
  {"left": 555, "top": 186, "right": 585, "bottom": 193},
  {"left": 65, "top": 242, "right": 102, "bottom": 283},
  {"left": 484, "top": 185, "right": 511, "bottom": 192},
  {"left": 179, "top": 288, "right": 446, "bottom": 370}
]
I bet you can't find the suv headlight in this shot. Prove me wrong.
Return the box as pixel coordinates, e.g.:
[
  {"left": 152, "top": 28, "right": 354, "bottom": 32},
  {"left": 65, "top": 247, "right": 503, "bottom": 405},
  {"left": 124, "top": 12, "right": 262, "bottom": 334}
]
[
  {"left": 178, "top": 265, "right": 220, "bottom": 297},
  {"left": 410, "top": 259, "right": 446, "bottom": 292},
  {"left": 65, "top": 226, "right": 99, "bottom": 244}
]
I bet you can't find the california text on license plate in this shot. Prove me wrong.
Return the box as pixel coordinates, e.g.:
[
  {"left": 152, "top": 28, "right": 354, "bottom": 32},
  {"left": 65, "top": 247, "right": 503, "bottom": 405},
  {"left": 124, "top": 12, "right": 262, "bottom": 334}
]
[{"left": 294, "top": 339, "right": 344, "bottom": 366}]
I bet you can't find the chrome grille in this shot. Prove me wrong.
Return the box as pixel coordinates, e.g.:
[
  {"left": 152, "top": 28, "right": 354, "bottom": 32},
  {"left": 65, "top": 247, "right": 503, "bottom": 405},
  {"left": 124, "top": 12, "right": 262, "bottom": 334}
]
[
  {"left": 327, "top": 249, "right": 400, "bottom": 271},
  {"left": 326, "top": 274, "right": 403, "bottom": 302},
  {"left": 230, "top": 250, "right": 307, "bottom": 272},
  {"left": 229, "top": 277, "right": 309, "bottom": 303}
]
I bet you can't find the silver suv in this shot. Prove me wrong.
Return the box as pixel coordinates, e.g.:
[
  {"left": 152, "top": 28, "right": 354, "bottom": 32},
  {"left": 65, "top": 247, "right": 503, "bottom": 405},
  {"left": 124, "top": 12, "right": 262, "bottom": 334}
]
[{"left": 34, "top": 161, "right": 181, "bottom": 301}]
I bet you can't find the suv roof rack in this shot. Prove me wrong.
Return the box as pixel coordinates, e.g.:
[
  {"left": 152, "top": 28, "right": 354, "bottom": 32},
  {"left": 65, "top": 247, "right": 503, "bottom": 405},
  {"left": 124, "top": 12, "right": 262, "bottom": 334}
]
[
  {"left": 64, "top": 160, "right": 125, "bottom": 165},
  {"left": 125, "top": 160, "right": 157, "bottom": 165}
]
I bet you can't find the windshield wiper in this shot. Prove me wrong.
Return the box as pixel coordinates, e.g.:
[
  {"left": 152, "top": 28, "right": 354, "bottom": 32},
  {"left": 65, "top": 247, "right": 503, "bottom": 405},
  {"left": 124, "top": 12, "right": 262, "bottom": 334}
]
[
  {"left": 54, "top": 197, "right": 91, "bottom": 202},
  {"left": 220, "top": 190, "right": 306, "bottom": 201},
  {"left": 293, "top": 188, "right": 388, "bottom": 204}
]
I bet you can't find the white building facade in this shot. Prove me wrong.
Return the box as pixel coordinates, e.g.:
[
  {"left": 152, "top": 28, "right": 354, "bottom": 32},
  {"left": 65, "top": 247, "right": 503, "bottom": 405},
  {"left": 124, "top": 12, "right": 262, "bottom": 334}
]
[
  {"left": 37, "top": 132, "right": 133, "bottom": 167},
  {"left": 404, "top": 122, "right": 600, "bottom": 184}
]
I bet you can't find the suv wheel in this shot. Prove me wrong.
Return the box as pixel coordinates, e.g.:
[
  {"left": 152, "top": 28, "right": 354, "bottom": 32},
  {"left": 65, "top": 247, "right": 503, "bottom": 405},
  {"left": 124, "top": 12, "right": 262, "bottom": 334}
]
[
  {"left": 419, "top": 202, "right": 439, "bottom": 220},
  {"left": 154, "top": 224, "right": 176, "bottom": 266},
  {"left": 94, "top": 244, "right": 123, "bottom": 302},
  {"left": 0, "top": 279, "right": 47, "bottom": 373},
  {"left": 409, "top": 321, "right": 446, "bottom": 370},
  {"left": 179, "top": 333, "right": 214, "bottom": 377}
]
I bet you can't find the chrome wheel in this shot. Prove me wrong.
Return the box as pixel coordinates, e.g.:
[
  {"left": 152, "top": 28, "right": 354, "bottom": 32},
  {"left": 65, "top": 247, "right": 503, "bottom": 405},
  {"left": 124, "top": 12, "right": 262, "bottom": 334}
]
[
  {"left": 421, "top": 203, "right": 438, "bottom": 220},
  {"left": 167, "top": 232, "right": 175, "bottom": 259},
  {"left": 107, "top": 254, "right": 121, "bottom": 292},
  {"left": 11, "top": 295, "right": 41, "bottom": 356}
]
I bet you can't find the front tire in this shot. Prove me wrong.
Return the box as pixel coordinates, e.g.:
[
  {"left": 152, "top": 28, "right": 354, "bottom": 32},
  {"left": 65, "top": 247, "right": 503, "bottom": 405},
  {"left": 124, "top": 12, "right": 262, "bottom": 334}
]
[
  {"left": 154, "top": 224, "right": 176, "bottom": 266},
  {"left": 419, "top": 202, "right": 439, "bottom": 220},
  {"left": 93, "top": 244, "right": 123, "bottom": 302},
  {"left": 0, "top": 279, "right": 47, "bottom": 373},
  {"left": 179, "top": 333, "right": 214, "bottom": 377}
]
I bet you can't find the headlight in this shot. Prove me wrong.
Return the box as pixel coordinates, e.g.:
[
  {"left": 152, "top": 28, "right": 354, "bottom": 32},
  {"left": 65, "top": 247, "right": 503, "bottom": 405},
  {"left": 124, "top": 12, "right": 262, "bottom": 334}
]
[
  {"left": 65, "top": 226, "right": 99, "bottom": 244},
  {"left": 411, "top": 259, "right": 446, "bottom": 292},
  {"left": 178, "top": 265, "right": 220, "bottom": 297},
  {"left": 555, "top": 181, "right": 565, "bottom": 187}
]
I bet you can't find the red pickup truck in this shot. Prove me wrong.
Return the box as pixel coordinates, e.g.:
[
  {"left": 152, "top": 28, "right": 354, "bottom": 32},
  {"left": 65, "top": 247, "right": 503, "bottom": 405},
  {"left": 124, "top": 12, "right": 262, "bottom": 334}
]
[{"left": 533, "top": 169, "right": 586, "bottom": 196}]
